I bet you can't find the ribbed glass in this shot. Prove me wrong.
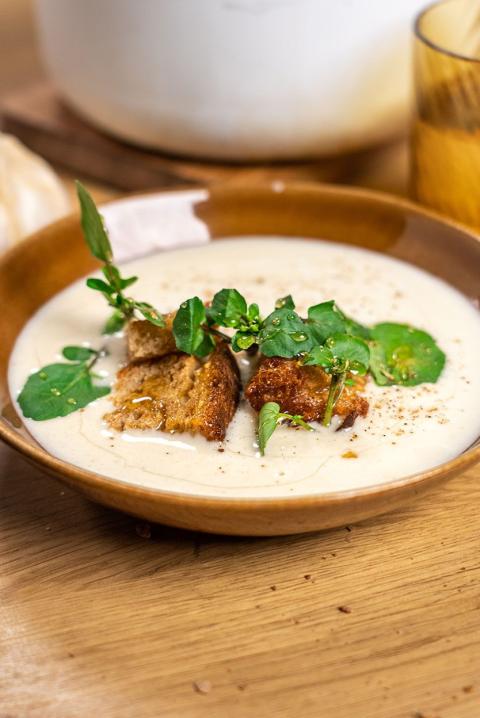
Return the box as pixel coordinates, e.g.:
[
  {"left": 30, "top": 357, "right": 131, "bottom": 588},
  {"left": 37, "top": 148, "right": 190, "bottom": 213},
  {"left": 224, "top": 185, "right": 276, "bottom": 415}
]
[{"left": 411, "top": 0, "right": 480, "bottom": 229}]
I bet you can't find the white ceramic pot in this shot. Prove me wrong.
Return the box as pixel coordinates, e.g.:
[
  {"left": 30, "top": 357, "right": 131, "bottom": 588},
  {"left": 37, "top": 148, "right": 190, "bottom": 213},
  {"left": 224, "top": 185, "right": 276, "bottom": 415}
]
[{"left": 35, "top": 0, "right": 426, "bottom": 161}]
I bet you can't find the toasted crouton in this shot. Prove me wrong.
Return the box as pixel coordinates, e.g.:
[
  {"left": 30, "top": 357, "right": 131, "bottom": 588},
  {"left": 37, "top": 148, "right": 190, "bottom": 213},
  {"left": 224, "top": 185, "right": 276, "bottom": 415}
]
[
  {"left": 127, "top": 315, "right": 177, "bottom": 362},
  {"left": 105, "top": 343, "right": 240, "bottom": 441},
  {"left": 245, "top": 356, "right": 368, "bottom": 426}
]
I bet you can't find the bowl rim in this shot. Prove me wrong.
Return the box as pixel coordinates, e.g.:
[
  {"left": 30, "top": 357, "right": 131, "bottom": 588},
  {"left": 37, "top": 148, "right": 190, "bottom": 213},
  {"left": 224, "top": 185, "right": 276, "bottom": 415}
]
[{"left": 1, "top": 181, "right": 480, "bottom": 511}]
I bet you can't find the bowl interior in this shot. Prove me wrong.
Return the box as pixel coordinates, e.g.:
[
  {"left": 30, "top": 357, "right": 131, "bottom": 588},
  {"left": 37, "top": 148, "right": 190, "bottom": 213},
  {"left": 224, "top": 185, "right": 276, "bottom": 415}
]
[{"left": 1, "top": 183, "right": 480, "bottom": 485}]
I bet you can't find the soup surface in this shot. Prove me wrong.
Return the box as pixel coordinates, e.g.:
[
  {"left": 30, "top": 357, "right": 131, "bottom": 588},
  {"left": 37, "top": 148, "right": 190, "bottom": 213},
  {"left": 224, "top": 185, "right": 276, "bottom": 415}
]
[{"left": 8, "top": 238, "right": 480, "bottom": 498}]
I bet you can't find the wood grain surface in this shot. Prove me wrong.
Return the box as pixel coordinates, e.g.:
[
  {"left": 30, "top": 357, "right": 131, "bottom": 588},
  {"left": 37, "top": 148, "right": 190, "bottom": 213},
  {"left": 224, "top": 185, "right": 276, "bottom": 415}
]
[
  {"left": 1, "top": 1, "right": 479, "bottom": 716},
  {"left": 1, "top": 450, "right": 480, "bottom": 718}
]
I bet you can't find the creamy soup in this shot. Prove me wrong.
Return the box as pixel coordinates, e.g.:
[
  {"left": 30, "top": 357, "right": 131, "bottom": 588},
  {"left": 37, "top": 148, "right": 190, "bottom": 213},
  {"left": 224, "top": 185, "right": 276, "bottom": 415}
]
[{"left": 8, "top": 238, "right": 480, "bottom": 498}]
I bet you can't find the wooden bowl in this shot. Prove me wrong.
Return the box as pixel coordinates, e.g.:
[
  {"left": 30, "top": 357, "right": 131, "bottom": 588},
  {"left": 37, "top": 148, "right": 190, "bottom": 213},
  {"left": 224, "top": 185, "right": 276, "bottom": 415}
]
[{"left": 1, "top": 183, "right": 479, "bottom": 535}]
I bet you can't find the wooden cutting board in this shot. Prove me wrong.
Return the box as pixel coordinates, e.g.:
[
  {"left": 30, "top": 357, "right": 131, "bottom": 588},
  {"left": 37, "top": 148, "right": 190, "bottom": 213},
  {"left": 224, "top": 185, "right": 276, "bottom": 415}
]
[{"left": 0, "top": 82, "right": 370, "bottom": 191}]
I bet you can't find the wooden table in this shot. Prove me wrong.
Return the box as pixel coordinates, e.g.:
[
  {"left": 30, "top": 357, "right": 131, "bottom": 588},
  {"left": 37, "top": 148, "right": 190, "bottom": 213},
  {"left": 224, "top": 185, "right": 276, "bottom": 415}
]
[{"left": 1, "top": 3, "right": 479, "bottom": 717}]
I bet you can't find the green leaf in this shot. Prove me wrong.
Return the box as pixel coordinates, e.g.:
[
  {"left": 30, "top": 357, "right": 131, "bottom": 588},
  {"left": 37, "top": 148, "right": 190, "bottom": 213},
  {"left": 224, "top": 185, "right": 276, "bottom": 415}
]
[
  {"left": 369, "top": 323, "right": 445, "bottom": 386},
  {"left": 102, "top": 265, "right": 123, "bottom": 293},
  {"left": 307, "top": 301, "right": 346, "bottom": 343},
  {"left": 86, "top": 278, "right": 114, "bottom": 294},
  {"left": 120, "top": 275, "right": 138, "bottom": 290},
  {"left": 18, "top": 363, "right": 110, "bottom": 421},
  {"left": 307, "top": 301, "right": 371, "bottom": 343},
  {"left": 133, "top": 301, "right": 165, "bottom": 327},
  {"left": 247, "top": 303, "right": 260, "bottom": 322},
  {"left": 208, "top": 289, "right": 248, "bottom": 328},
  {"left": 78, "top": 184, "right": 165, "bottom": 333},
  {"left": 173, "top": 297, "right": 215, "bottom": 357},
  {"left": 232, "top": 332, "right": 256, "bottom": 351},
  {"left": 103, "top": 309, "right": 127, "bottom": 334},
  {"left": 62, "top": 346, "right": 97, "bottom": 362},
  {"left": 344, "top": 317, "right": 371, "bottom": 341},
  {"left": 258, "top": 307, "right": 313, "bottom": 358},
  {"left": 193, "top": 331, "right": 216, "bottom": 357},
  {"left": 76, "top": 181, "right": 113, "bottom": 263},
  {"left": 325, "top": 334, "right": 370, "bottom": 375},
  {"left": 257, "top": 401, "right": 313, "bottom": 455},
  {"left": 275, "top": 294, "right": 295, "bottom": 310},
  {"left": 303, "top": 335, "right": 369, "bottom": 375},
  {"left": 257, "top": 402, "right": 281, "bottom": 455},
  {"left": 303, "top": 345, "right": 335, "bottom": 369}
]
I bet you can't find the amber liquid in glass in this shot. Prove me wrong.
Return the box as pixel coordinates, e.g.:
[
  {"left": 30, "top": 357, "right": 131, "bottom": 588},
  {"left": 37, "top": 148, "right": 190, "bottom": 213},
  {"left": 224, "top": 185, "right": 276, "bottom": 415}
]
[{"left": 412, "top": 67, "right": 480, "bottom": 230}]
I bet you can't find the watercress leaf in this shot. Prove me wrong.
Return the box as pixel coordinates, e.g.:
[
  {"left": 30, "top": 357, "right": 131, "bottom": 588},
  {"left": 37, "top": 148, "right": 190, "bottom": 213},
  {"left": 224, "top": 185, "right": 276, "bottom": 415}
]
[
  {"left": 307, "top": 301, "right": 371, "bottom": 343},
  {"left": 18, "top": 363, "right": 110, "bottom": 421},
  {"left": 133, "top": 301, "right": 165, "bottom": 327},
  {"left": 247, "top": 303, "right": 260, "bottom": 321},
  {"left": 120, "top": 275, "right": 138, "bottom": 290},
  {"left": 62, "top": 346, "right": 97, "bottom": 362},
  {"left": 258, "top": 307, "right": 314, "bottom": 358},
  {"left": 369, "top": 323, "right": 445, "bottom": 386},
  {"left": 307, "top": 300, "right": 346, "bottom": 343},
  {"left": 102, "top": 264, "right": 123, "bottom": 292},
  {"left": 275, "top": 294, "right": 295, "bottom": 310},
  {"left": 103, "top": 309, "right": 127, "bottom": 334},
  {"left": 232, "top": 332, "right": 256, "bottom": 351},
  {"left": 326, "top": 334, "right": 370, "bottom": 374},
  {"left": 257, "top": 402, "right": 281, "bottom": 455},
  {"left": 302, "top": 345, "right": 334, "bottom": 368},
  {"left": 193, "top": 331, "right": 216, "bottom": 358},
  {"left": 208, "top": 289, "right": 248, "bottom": 327},
  {"left": 344, "top": 317, "right": 371, "bottom": 341},
  {"left": 173, "top": 297, "right": 214, "bottom": 357},
  {"left": 86, "top": 278, "right": 114, "bottom": 294},
  {"left": 76, "top": 181, "right": 113, "bottom": 263}
]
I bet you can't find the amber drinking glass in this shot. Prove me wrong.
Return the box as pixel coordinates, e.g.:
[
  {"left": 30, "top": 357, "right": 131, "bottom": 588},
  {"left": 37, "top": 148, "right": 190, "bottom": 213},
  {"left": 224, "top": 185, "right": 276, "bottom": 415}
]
[{"left": 411, "top": 0, "right": 480, "bottom": 229}]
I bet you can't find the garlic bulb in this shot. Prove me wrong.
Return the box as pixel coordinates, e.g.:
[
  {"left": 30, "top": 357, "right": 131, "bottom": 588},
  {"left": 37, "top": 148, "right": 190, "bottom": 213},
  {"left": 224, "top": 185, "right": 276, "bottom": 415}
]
[{"left": 0, "top": 134, "right": 70, "bottom": 252}]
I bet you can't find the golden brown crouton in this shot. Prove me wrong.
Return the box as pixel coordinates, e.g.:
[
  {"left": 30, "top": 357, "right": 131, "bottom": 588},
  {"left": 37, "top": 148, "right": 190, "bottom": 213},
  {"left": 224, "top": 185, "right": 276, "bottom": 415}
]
[
  {"left": 245, "top": 356, "right": 368, "bottom": 426},
  {"left": 127, "top": 315, "right": 177, "bottom": 362},
  {"left": 105, "top": 343, "right": 240, "bottom": 441}
]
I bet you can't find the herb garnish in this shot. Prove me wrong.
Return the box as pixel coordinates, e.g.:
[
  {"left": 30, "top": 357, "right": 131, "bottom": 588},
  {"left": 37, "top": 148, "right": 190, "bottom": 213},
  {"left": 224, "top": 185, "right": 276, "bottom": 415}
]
[
  {"left": 208, "top": 289, "right": 261, "bottom": 351},
  {"left": 303, "top": 334, "right": 370, "bottom": 426},
  {"left": 169, "top": 286, "right": 445, "bottom": 425},
  {"left": 18, "top": 188, "right": 447, "bottom": 432},
  {"left": 172, "top": 296, "right": 217, "bottom": 357},
  {"left": 307, "top": 300, "right": 371, "bottom": 343},
  {"left": 369, "top": 323, "right": 446, "bottom": 386},
  {"left": 172, "top": 289, "right": 262, "bottom": 357},
  {"left": 258, "top": 302, "right": 313, "bottom": 357},
  {"left": 18, "top": 346, "right": 109, "bottom": 421},
  {"left": 257, "top": 401, "right": 313, "bottom": 455},
  {"left": 77, "top": 181, "right": 164, "bottom": 334}
]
